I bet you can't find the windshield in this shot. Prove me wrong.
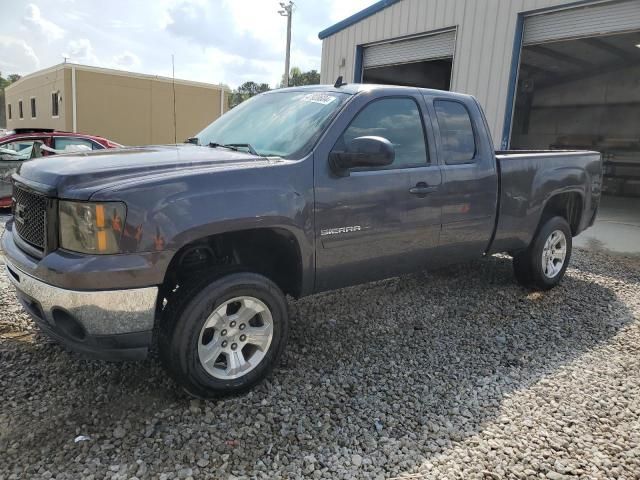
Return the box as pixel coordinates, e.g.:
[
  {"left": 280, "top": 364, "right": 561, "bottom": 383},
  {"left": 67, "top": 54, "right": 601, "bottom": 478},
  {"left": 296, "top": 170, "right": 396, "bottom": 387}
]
[{"left": 195, "top": 90, "right": 351, "bottom": 158}]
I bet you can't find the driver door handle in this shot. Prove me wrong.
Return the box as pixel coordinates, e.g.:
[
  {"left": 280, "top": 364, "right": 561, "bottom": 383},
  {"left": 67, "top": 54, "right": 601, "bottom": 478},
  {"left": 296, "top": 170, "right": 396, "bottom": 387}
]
[{"left": 409, "top": 182, "right": 438, "bottom": 196}]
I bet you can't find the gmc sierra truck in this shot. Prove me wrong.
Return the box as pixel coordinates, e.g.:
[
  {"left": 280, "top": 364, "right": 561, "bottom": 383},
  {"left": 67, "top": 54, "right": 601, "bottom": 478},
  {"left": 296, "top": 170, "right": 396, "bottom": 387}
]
[{"left": 2, "top": 84, "right": 602, "bottom": 398}]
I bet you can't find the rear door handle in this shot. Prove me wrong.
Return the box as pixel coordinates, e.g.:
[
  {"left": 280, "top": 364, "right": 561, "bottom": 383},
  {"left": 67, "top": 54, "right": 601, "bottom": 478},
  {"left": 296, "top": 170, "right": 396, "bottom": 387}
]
[{"left": 409, "top": 182, "right": 438, "bottom": 196}]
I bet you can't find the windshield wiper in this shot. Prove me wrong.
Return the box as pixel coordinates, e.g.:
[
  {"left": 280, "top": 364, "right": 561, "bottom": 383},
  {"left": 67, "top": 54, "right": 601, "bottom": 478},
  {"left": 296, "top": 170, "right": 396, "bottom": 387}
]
[{"left": 208, "top": 142, "right": 260, "bottom": 156}]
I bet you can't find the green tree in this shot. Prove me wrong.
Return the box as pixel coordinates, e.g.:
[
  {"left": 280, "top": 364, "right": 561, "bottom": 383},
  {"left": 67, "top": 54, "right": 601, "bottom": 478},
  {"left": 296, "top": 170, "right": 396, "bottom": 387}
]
[
  {"left": 0, "top": 73, "right": 21, "bottom": 128},
  {"left": 228, "top": 81, "right": 271, "bottom": 109},
  {"left": 280, "top": 67, "right": 321, "bottom": 88}
]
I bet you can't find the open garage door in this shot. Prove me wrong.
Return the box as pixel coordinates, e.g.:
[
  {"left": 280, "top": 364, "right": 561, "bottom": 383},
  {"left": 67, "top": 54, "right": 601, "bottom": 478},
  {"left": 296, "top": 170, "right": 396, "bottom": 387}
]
[
  {"left": 511, "top": 0, "right": 640, "bottom": 197},
  {"left": 362, "top": 30, "right": 456, "bottom": 90}
]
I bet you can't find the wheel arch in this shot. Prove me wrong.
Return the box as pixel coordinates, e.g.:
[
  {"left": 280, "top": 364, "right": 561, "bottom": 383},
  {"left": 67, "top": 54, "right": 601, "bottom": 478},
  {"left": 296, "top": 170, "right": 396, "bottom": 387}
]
[
  {"left": 539, "top": 190, "right": 584, "bottom": 236},
  {"left": 159, "top": 226, "right": 307, "bottom": 308}
]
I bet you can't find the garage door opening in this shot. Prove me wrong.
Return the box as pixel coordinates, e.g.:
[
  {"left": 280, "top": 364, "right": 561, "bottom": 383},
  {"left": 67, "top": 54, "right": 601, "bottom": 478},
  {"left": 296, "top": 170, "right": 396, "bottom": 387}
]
[
  {"left": 363, "top": 58, "right": 452, "bottom": 90},
  {"left": 510, "top": 30, "right": 640, "bottom": 197},
  {"left": 361, "top": 30, "right": 456, "bottom": 91}
]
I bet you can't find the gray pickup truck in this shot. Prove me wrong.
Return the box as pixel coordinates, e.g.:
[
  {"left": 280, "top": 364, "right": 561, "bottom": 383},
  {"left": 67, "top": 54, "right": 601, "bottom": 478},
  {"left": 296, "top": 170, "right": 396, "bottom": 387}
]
[{"left": 2, "top": 84, "right": 602, "bottom": 397}]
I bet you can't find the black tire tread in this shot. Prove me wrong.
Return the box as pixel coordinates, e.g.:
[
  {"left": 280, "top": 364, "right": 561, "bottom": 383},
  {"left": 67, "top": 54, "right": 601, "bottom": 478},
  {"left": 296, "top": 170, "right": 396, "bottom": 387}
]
[
  {"left": 512, "top": 216, "right": 572, "bottom": 291},
  {"left": 158, "top": 270, "right": 288, "bottom": 398}
]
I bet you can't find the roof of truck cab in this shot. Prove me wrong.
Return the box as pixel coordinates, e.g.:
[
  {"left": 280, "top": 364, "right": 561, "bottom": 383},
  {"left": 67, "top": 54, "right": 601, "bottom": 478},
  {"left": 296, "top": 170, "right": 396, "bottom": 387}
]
[{"left": 272, "top": 83, "right": 475, "bottom": 101}]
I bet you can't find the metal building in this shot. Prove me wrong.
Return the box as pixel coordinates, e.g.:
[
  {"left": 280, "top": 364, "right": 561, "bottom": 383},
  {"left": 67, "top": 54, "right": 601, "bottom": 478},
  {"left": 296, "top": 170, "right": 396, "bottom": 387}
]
[
  {"left": 319, "top": 0, "right": 640, "bottom": 197},
  {"left": 5, "top": 63, "right": 229, "bottom": 146}
]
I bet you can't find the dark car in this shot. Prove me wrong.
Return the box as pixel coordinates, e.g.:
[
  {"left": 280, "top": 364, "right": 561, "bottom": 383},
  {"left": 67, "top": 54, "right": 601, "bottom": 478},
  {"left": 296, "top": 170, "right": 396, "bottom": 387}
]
[
  {"left": 2, "top": 85, "right": 602, "bottom": 397},
  {"left": 0, "top": 129, "right": 121, "bottom": 207}
]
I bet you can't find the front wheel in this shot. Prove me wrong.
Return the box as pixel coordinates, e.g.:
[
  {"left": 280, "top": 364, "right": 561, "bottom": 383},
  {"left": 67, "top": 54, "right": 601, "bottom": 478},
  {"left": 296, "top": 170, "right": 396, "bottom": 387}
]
[
  {"left": 512, "top": 216, "right": 572, "bottom": 290},
  {"left": 159, "top": 272, "right": 289, "bottom": 398}
]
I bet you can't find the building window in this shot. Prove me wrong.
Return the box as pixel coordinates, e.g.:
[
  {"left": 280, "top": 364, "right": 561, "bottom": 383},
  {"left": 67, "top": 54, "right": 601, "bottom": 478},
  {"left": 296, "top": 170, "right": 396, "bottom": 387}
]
[
  {"left": 19, "top": 100, "right": 23, "bottom": 119},
  {"left": 7, "top": 104, "right": 11, "bottom": 120},
  {"left": 30, "top": 97, "right": 36, "bottom": 118},
  {"left": 51, "top": 92, "right": 59, "bottom": 117}
]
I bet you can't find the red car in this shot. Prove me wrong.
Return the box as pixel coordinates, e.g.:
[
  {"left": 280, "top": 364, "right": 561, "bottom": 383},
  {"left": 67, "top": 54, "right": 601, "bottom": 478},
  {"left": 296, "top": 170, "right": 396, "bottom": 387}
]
[{"left": 0, "top": 129, "right": 121, "bottom": 207}]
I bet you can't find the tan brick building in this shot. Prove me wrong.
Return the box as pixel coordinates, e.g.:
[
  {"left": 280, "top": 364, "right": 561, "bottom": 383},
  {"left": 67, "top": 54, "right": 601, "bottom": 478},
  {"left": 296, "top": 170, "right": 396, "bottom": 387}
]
[{"left": 5, "top": 63, "right": 229, "bottom": 146}]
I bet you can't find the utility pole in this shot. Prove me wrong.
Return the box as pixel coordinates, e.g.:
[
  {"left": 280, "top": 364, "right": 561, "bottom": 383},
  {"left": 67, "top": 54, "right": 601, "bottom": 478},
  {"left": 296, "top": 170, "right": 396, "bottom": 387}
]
[{"left": 279, "top": 1, "right": 294, "bottom": 87}]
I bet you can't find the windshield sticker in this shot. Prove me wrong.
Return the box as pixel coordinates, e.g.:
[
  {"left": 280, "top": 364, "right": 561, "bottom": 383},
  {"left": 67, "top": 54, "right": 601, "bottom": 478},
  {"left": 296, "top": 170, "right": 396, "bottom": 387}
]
[{"left": 302, "top": 93, "right": 337, "bottom": 105}]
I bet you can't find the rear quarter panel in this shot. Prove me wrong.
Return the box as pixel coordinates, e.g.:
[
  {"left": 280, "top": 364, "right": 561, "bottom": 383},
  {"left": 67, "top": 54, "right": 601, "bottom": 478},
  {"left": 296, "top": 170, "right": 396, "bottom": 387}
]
[{"left": 489, "top": 151, "right": 602, "bottom": 253}]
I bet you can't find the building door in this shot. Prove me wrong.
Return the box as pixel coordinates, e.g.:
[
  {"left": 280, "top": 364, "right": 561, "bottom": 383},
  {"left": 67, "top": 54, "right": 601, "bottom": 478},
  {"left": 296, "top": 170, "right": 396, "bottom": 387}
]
[
  {"left": 510, "top": 0, "right": 640, "bottom": 197},
  {"left": 361, "top": 30, "right": 456, "bottom": 90}
]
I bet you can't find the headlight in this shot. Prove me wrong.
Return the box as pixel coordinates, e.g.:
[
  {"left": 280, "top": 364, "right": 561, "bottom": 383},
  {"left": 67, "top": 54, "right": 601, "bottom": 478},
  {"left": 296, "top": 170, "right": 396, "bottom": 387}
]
[{"left": 59, "top": 201, "right": 126, "bottom": 254}]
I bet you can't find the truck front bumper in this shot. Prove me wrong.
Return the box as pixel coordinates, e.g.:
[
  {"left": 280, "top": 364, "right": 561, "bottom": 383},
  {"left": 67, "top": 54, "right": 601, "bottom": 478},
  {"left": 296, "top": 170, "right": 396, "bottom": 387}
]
[
  {"left": 4, "top": 257, "right": 157, "bottom": 360},
  {"left": 1, "top": 219, "right": 164, "bottom": 360}
]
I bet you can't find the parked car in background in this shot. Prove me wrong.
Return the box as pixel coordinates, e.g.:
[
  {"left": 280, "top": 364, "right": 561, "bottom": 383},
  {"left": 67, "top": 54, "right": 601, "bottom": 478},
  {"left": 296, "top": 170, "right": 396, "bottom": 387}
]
[{"left": 0, "top": 129, "right": 121, "bottom": 207}]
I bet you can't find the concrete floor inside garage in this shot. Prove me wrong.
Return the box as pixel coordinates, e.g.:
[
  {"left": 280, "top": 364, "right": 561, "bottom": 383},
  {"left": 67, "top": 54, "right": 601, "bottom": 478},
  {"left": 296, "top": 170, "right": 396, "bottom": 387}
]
[{"left": 574, "top": 194, "right": 640, "bottom": 256}]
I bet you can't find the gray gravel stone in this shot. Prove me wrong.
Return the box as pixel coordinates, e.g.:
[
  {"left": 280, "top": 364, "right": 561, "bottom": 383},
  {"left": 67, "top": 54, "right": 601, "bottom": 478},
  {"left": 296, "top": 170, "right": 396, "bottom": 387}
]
[{"left": 0, "top": 219, "right": 639, "bottom": 480}]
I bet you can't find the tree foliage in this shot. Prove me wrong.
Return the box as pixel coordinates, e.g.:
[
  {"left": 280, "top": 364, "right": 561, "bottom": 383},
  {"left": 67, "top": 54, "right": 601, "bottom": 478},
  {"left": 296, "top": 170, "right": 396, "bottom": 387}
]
[
  {"left": 0, "top": 72, "right": 21, "bottom": 128},
  {"left": 287, "top": 67, "right": 320, "bottom": 87},
  {"left": 227, "top": 67, "right": 322, "bottom": 109},
  {"left": 228, "top": 81, "right": 271, "bottom": 109}
]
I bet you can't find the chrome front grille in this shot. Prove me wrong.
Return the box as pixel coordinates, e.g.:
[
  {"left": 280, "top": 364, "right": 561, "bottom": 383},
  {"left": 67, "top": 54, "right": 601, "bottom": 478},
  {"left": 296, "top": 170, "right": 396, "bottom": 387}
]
[{"left": 13, "top": 186, "right": 48, "bottom": 250}]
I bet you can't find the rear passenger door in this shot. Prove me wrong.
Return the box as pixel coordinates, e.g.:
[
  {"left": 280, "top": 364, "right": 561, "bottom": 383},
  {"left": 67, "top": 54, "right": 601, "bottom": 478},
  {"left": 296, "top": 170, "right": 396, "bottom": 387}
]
[{"left": 426, "top": 96, "right": 498, "bottom": 263}]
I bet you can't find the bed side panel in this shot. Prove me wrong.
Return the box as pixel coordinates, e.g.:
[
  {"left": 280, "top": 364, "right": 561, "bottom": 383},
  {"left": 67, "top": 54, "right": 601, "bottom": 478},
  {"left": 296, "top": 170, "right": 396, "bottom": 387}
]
[{"left": 489, "top": 152, "right": 601, "bottom": 253}]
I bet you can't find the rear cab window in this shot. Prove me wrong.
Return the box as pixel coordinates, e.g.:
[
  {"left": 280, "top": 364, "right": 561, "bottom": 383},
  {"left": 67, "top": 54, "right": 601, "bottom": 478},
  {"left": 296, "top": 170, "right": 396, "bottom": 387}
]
[{"left": 434, "top": 100, "right": 476, "bottom": 165}]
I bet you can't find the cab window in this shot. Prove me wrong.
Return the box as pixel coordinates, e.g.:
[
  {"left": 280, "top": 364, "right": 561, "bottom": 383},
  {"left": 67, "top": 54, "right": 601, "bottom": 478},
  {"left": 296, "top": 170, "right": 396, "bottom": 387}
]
[
  {"left": 434, "top": 100, "right": 476, "bottom": 165},
  {"left": 53, "top": 137, "right": 103, "bottom": 151},
  {"left": 0, "top": 140, "right": 37, "bottom": 160},
  {"left": 333, "top": 97, "right": 429, "bottom": 169}
]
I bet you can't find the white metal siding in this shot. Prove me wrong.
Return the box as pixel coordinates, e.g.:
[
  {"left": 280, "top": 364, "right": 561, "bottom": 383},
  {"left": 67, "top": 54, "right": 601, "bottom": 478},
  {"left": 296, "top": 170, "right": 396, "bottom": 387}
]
[
  {"left": 523, "top": 0, "right": 640, "bottom": 45},
  {"left": 363, "top": 30, "right": 456, "bottom": 68},
  {"left": 320, "top": 0, "right": 617, "bottom": 147}
]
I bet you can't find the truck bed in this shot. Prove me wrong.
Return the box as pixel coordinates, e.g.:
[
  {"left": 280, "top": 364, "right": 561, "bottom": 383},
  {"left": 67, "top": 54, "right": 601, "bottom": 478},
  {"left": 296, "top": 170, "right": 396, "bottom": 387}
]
[{"left": 489, "top": 149, "right": 602, "bottom": 254}]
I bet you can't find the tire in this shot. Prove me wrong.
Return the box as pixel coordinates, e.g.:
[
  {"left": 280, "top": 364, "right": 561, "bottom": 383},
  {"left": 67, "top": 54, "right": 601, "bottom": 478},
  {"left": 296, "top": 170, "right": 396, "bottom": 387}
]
[
  {"left": 159, "top": 272, "right": 289, "bottom": 398},
  {"left": 512, "top": 216, "right": 572, "bottom": 291}
]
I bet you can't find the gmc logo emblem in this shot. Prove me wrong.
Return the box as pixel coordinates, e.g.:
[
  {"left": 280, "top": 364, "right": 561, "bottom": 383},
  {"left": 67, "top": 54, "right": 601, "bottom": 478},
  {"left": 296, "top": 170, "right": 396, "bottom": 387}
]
[{"left": 14, "top": 203, "right": 26, "bottom": 226}]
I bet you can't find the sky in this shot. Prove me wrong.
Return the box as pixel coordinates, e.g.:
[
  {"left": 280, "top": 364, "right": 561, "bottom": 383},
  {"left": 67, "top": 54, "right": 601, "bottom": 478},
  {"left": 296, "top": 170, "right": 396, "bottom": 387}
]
[{"left": 0, "top": 0, "right": 373, "bottom": 88}]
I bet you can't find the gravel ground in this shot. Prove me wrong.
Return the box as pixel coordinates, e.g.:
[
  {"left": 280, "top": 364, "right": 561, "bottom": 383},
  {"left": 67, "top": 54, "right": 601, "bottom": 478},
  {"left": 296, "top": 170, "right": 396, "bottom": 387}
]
[
  {"left": 0, "top": 212, "right": 8, "bottom": 241},
  {"left": 0, "top": 221, "right": 639, "bottom": 479}
]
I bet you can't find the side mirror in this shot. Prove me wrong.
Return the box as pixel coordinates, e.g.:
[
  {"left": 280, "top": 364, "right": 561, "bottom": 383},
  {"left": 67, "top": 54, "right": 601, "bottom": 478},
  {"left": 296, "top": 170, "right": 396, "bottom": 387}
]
[
  {"left": 329, "top": 136, "right": 395, "bottom": 176},
  {"left": 185, "top": 137, "right": 199, "bottom": 145}
]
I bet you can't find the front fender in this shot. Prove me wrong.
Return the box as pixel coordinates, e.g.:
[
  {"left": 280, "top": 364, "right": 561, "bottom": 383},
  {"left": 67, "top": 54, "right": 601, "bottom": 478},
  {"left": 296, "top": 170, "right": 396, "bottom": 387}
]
[{"left": 91, "top": 159, "right": 315, "bottom": 292}]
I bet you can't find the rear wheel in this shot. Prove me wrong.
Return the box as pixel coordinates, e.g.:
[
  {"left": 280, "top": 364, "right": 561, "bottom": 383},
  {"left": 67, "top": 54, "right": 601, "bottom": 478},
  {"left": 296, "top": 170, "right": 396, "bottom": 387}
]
[
  {"left": 512, "top": 216, "right": 572, "bottom": 290},
  {"left": 159, "top": 272, "right": 288, "bottom": 398}
]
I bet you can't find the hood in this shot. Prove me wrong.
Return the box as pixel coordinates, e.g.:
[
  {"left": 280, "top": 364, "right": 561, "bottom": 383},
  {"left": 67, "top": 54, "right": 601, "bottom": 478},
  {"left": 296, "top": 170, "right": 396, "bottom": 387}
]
[{"left": 15, "top": 144, "right": 282, "bottom": 199}]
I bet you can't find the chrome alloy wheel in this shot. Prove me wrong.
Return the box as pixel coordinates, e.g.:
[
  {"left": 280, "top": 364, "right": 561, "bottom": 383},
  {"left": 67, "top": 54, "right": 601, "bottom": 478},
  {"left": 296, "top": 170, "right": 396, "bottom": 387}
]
[
  {"left": 197, "top": 296, "right": 274, "bottom": 380},
  {"left": 541, "top": 229, "right": 567, "bottom": 279}
]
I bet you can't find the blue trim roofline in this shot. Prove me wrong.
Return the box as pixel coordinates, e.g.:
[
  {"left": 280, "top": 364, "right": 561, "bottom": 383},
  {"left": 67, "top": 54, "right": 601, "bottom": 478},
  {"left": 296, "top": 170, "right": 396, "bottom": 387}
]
[
  {"left": 353, "top": 45, "right": 364, "bottom": 82},
  {"left": 501, "top": 13, "right": 524, "bottom": 150},
  {"left": 318, "top": 0, "right": 402, "bottom": 40}
]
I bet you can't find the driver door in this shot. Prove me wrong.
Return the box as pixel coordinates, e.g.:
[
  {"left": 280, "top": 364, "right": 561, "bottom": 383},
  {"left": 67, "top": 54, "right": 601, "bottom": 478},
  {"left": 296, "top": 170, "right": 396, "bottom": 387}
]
[{"left": 314, "top": 93, "right": 441, "bottom": 292}]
